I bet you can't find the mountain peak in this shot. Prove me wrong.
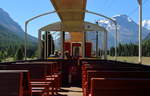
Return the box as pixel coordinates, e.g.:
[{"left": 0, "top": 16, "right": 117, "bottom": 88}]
[
  {"left": 97, "top": 14, "right": 150, "bottom": 47},
  {"left": 113, "top": 14, "right": 128, "bottom": 18},
  {"left": 143, "top": 20, "right": 150, "bottom": 30},
  {"left": 113, "top": 14, "right": 133, "bottom": 23},
  {"left": 0, "top": 8, "right": 24, "bottom": 35},
  {"left": 0, "top": 8, "right": 10, "bottom": 18},
  {"left": 0, "top": 8, "right": 37, "bottom": 43}
]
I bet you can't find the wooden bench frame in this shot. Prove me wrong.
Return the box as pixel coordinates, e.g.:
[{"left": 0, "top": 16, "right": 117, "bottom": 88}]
[
  {"left": 90, "top": 78, "right": 150, "bottom": 96},
  {"left": 0, "top": 70, "right": 32, "bottom": 96},
  {"left": 0, "top": 61, "right": 62, "bottom": 96}
]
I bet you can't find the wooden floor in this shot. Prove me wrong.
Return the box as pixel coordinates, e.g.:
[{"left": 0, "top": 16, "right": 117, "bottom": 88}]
[{"left": 58, "top": 87, "right": 83, "bottom": 96}]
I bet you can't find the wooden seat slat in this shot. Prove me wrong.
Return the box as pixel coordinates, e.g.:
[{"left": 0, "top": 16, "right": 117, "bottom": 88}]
[
  {"left": 90, "top": 78, "right": 150, "bottom": 96},
  {"left": 0, "top": 70, "right": 31, "bottom": 96},
  {"left": 81, "top": 59, "right": 150, "bottom": 96},
  {"left": 0, "top": 61, "right": 62, "bottom": 96}
]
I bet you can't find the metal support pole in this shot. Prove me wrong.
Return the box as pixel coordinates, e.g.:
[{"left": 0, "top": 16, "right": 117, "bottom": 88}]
[
  {"left": 99, "top": 32, "right": 102, "bottom": 57},
  {"left": 104, "top": 31, "right": 108, "bottom": 60},
  {"left": 96, "top": 21, "right": 99, "bottom": 57},
  {"left": 61, "top": 31, "right": 65, "bottom": 58},
  {"left": 24, "top": 22, "right": 28, "bottom": 60},
  {"left": 38, "top": 30, "right": 42, "bottom": 59},
  {"left": 138, "top": 0, "right": 142, "bottom": 64},
  {"left": 101, "top": 32, "right": 104, "bottom": 59},
  {"left": 82, "top": 31, "right": 86, "bottom": 58},
  {"left": 96, "top": 31, "right": 99, "bottom": 57},
  {"left": 50, "top": 32, "right": 53, "bottom": 55},
  {"left": 47, "top": 31, "right": 49, "bottom": 58},
  {"left": 44, "top": 31, "right": 47, "bottom": 59},
  {"left": 115, "top": 23, "right": 118, "bottom": 60}
]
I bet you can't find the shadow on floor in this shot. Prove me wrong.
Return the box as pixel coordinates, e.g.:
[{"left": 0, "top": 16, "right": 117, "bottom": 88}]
[{"left": 55, "top": 94, "right": 67, "bottom": 96}]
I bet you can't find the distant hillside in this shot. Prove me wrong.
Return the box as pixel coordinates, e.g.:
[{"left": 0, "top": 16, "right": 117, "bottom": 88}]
[
  {"left": 0, "top": 8, "right": 37, "bottom": 57},
  {"left": 144, "top": 33, "right": 150, "bottom": 40},
  {"left": 0, "top": 24, "right": 23, "bottom": 47},
  {"left": 0, "top": 8, "right": 37, "bottom": 49}
]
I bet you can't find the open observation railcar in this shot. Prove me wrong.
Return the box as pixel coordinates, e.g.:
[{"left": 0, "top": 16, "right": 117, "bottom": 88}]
[{"left": 0, "top": 0, "right": 149, "bottom": 96}]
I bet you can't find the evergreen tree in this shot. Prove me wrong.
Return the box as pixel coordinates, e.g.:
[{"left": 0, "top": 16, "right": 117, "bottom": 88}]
[{"left": 15, "top": 45, "right": 24, "bottom": 60}]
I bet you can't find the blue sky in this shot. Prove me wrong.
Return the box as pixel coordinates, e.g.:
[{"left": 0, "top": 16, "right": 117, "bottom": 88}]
[{"left": 0, "top": 0, "right": 150, "bottom": 37}]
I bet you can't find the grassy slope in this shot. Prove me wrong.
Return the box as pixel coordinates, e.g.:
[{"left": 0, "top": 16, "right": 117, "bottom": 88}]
[{"left": 0, "top": 25, "right": 23, "bottom": 48}]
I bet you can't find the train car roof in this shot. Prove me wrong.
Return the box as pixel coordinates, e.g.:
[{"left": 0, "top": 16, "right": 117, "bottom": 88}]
[{"left": 50, "top": 0, "right": 87, "bottom": 32}]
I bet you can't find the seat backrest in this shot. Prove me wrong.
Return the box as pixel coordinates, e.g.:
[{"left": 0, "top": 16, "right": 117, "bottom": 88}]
[
  {"left": 0, "top": 70, "right": 31, "bottom": 96},
  {"left": 9, "top": 63, "right": 47, "bottom": 80},
  {"left": 81, "top": 59, "right": 149, "bottom": 69},
  {"left": 0, "top": 61, "right": 59, "bottom": 80},
  {"left": 91, "top": 78, "right": 150, "bottom": 96},
  {"left": 87, "top": 71, "right": 150, "bottom": 79},
  {"left": 86, "top": 71, "right": 150, "bottom": 91}
]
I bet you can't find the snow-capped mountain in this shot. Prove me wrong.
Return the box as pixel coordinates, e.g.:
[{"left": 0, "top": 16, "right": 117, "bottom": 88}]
[
  {"left": 87, "top": 14, "right": 150, "bottom": 48},
  {"left": 142, "top": 20, "right": 150, "bottom": 40},
  {"left": 143, "top": 20, "right": 150, "bottom": 30}
]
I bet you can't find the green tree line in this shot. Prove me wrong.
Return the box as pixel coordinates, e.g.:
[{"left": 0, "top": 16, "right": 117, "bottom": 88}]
[
  {"left": 0, "top": 44, "right": 37, "bottom": 62},
  {"left": 110, "top": 40, "right": 150, "bottom": 57}
]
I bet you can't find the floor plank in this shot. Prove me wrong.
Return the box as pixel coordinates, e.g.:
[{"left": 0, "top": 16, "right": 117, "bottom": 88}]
[{"left": 58, "top": 87, "right": 83, "bottom": 96}]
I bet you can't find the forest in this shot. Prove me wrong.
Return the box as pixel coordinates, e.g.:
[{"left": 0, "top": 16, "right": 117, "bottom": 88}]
[
  {"left": 110, "top": 40, "right": 150, "bottom": 56},
  {"left": 0, "top": 42, "right": 37, "bottom": 62}
]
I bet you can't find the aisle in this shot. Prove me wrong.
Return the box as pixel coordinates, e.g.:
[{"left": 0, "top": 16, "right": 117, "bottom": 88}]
[{"left": 58, "top": 87, "right": 83, "bottom": 96}]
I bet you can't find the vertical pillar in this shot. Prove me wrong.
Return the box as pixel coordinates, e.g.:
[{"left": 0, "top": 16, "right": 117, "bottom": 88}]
[
  {"left": 101, "top": 32, "right": 104, "bottom": 59},
  {"left": 99, "top": 32, "right": 102, "bottom": 57},
  {"left": 50, "top": 32, "right": 53, "bottom": 55},
  {"left": 138, "top": 0, "right": 142, "bottom": 64},
  {"left": 96, "top": 21, "right": 99, "bottom": 58},
  {"left": 96, "top": 31, "right": 99, "bottom": 57},
  {"left": 104, "top": 31, "right": 108, "bottom": 60},
  {"left": 61, "top": 31, "right": 65, "bottom": 58},
  {"left": 44, "top": 31, "right": 47, "bottom": 59},
  {"left": 47, "top": 31, "right": 49, "bottom": 57},
  {"left": 82, "top": 31, "right": 86, "bottom": 58},
  {"left": 38, "top": 30, "right": 42, "bottom": 59},
  {"left": 24, "top": 22, "right": 28, "bottom": 60},
  {"left": 115, "top": 23, "right": 118, "bottom": 60}
]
